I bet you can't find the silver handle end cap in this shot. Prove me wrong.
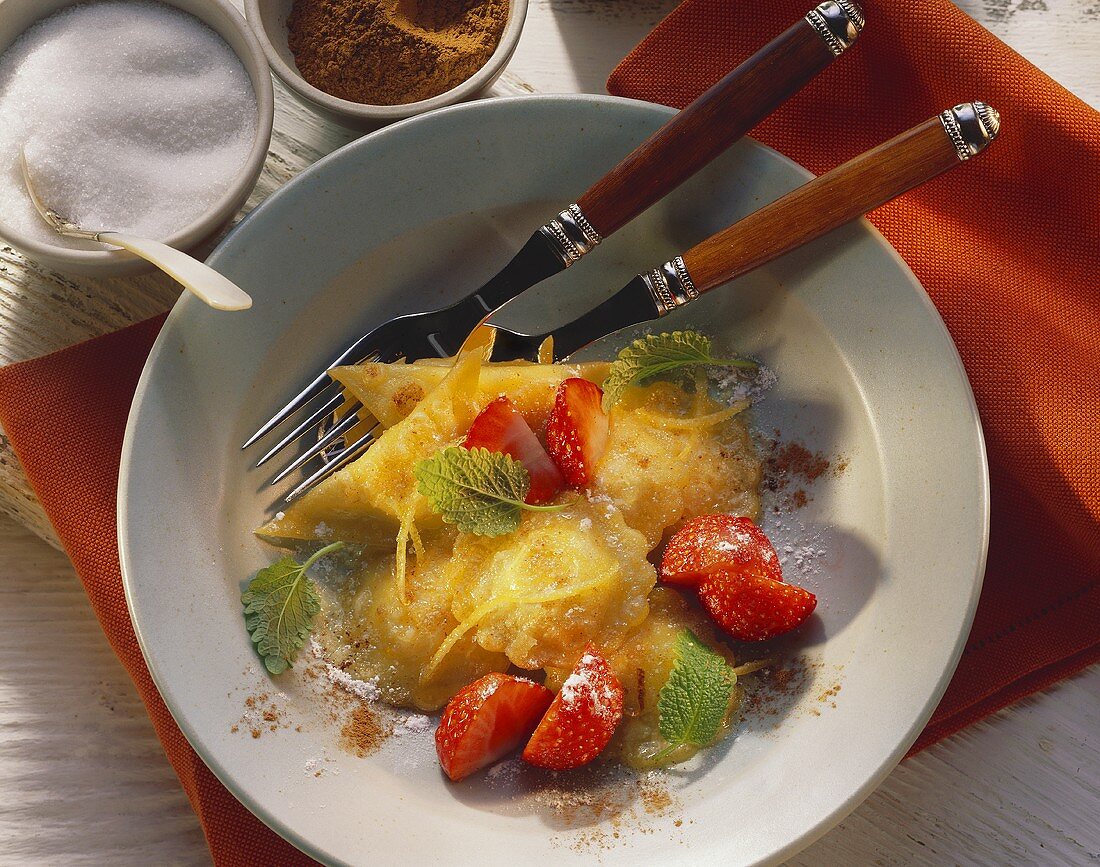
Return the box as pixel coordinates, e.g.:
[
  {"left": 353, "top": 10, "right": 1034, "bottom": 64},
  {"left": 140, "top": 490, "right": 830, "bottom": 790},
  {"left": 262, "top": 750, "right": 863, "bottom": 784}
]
[
  {"left": 806, "top": 1, "right": 865, "bottom": 56},
  {"left": 941, "top": 101, "right": 1001, "bottom": 160}
]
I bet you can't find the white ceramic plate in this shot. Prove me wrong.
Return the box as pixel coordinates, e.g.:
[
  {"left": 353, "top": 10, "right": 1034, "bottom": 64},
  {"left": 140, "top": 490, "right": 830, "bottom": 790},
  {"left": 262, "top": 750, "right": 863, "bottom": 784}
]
[{"left": 118, "top": 95, "right": 988, "bottom": 866}]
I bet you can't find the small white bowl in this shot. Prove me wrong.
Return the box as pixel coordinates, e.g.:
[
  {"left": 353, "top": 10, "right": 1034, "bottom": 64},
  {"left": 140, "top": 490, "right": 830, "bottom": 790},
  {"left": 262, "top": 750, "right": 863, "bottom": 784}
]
[
  {"left": 0, "top": 0, "right": 275, "bottom": 277},
  {"left": 244, "top": 0, "right": 528, "bottom": 130}
]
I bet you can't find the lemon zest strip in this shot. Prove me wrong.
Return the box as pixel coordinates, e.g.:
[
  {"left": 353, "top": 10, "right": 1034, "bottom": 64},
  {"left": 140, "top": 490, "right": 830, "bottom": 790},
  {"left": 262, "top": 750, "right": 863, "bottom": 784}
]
[
  {"left": 637, "top": 398, "right": 750, "bottom": 432},
  {"left": 421, "top": 571, "right": 617, "bottom": 682}
]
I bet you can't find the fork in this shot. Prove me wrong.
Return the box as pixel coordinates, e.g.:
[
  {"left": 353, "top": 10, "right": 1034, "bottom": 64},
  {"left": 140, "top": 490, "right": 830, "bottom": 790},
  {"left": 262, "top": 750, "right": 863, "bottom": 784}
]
[
  {"left": 280, "top": 101, "right": 1000, "bottom": 501},
  {"left": 243, "top": 0, "right": 866, "bottom": 472}
]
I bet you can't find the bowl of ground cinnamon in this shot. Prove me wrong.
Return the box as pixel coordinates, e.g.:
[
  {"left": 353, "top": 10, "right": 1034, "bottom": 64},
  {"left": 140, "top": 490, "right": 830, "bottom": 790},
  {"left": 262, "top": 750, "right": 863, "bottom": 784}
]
[{"left": 245, "top": 0, "right": 525, "bottom": 128}]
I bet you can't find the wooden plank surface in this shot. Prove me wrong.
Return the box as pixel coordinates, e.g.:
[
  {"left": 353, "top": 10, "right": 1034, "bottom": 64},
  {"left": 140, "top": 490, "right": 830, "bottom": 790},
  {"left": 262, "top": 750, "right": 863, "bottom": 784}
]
[{"left": 1, "top": 0, "right": 1097, "bottom": 864}]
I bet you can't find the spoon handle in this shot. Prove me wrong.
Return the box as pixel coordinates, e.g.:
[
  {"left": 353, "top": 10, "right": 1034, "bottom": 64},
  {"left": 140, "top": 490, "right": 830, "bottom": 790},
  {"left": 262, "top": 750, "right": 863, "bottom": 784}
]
[{"left": 99, "top": 233, "right": 252, "bottom": 311}]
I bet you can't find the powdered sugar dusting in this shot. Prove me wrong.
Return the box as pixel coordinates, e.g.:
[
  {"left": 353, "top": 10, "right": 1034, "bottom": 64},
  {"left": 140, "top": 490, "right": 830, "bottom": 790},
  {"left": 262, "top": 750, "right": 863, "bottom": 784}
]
[
  {"left": 485, "top": 758, "right": 522, "bottom": 786},
  {"left": 395, "top": 713, "right": 433, "bottom": 736},
  {"left": 713, "top": 524, "right": 778, "bottom": 565},
  {"left": 768, "top": 512, "right": 828, "bottom": 581},
  {"left": 476, "top": 676, "right": 501, "bottom": 701},
  {"left": 710, "top": 363, "right": 777, "bottom": 404},
  {"left": 310, "top": 637, "right": 380, "bottom": 702},
  {"left": 560, "top": 653, "right": 619, "bottom": 721},
  {"left": 585, "top": 492, "right": 617, "bottom": 519}
]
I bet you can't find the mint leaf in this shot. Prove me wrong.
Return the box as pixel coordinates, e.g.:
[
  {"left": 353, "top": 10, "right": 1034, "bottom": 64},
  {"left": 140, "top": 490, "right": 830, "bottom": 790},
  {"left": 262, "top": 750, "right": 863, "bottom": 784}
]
[
  {"left": 657, "top": 629, "right": 738, "bottom": 756},
  {"left": 242, "top": 541, "right": 344, "bottom": 674},
  {"left": 415, "top": 446, "right": 565, "bottom": 537},
  {"left": 601, "top": 330, "right": 757, "bottom": 411}
]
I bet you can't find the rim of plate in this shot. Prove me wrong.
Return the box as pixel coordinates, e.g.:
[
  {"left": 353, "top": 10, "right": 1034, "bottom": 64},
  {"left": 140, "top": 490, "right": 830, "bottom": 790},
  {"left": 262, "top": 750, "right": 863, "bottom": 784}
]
[{"left": 117, "top": 93, "right": 990, "bottom": 865}]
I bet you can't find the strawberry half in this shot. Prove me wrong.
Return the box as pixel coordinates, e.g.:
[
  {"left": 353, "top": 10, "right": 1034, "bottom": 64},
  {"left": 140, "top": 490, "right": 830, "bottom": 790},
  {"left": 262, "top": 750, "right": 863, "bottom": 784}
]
[
  {"left": 463, "top": 396, "right": 565, "bottom": 504},
  {"left": 545, "top": 378, "right": 609, "bottom": 488},
  {"left": 660, "top": 515, "right": 783, "bottom": 587},
  {"left": 522, "top": 644, "right": 623, "bottom": 771},
  {"left": 698, "top": 569, "right": 817, "bottom": 642},
  {"left": 435, "top": 673, "right": 553, "bottom": 782}
]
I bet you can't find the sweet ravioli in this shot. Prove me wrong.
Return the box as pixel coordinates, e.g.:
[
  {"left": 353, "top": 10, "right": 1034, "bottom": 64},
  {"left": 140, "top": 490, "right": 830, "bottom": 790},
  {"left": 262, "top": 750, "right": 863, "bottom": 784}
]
[{"left": 250, "top": 332, "right": 818, "bottom": 774}]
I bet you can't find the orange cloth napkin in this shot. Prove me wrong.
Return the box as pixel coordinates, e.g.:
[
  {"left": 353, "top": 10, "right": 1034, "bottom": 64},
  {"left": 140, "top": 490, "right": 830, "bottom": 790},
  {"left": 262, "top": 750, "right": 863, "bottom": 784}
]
[
  {"left": 0, "top": 316, "right": 311, "bottom": 865},
  {"left": 0, "top": 2, "right": 1096, "bottom": 861},
  {"left": 608, "top": 0, "right": 1100, "bottom": 752}
]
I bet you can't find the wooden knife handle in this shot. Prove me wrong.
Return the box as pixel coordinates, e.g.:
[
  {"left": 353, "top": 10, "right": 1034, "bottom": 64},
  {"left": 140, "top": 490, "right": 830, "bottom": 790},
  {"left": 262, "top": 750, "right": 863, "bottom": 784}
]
[
  {"left": 643, "top": 103, "right": 1001, "bottom": 307},
  {"left": 574, "top": 3, "right": 863, "bottom": 239}
]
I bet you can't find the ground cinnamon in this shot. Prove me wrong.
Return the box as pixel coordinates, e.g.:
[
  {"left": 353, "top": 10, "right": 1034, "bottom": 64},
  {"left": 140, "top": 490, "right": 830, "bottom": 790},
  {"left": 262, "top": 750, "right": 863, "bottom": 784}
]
[
  {"left": 339, "top": 704, "right": 390, "bottom": 756},
  {"left": 287, "top": 0, "right": 508, "bottom": 106}
]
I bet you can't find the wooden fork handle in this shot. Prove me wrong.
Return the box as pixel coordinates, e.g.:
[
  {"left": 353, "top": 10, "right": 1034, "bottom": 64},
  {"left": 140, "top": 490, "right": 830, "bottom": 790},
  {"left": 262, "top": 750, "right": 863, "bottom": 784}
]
[
  {"left": 572, "top": 3, "right": 863, "bottom": 240},
  {"left": 644, "top": 103, "right": 1002, "bottom": 307}
]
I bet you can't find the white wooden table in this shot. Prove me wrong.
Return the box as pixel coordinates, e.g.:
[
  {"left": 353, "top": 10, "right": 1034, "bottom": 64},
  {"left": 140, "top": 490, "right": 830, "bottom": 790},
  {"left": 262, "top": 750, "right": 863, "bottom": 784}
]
[{"left": 1, "top": 1, "right": 1097, "bottom": 864}]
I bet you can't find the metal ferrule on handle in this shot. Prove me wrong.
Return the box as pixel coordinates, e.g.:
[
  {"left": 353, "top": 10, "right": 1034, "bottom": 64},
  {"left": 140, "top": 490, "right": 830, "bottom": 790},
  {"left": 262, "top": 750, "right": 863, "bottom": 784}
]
[
  {"left": 642, "top": 257, "right": 700, "bottom": 317},
  {"left": 537, "top": 0, "right": 864, "bottom": 269},
  {"left": 537, "top": 203, "right": 603, "bottom": 267},
  {"left": 51, "top": 220, "right": 104, "bottom": 242}
]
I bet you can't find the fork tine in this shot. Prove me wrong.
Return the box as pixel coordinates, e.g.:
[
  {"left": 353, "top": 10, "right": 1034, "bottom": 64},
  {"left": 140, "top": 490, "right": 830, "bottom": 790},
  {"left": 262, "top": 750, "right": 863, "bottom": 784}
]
[
  {"left": 254, "top": 387, "right": 345, "bottom": 468},
  {"left": 283, "top": 425, "right": 378, "bottom": 503},
  {"left": 242, "top": 371, "right": 334, "bottom": 450},
  {"left": 242, "top": 343, "right": 382, "bottom": 449},
  {"left": 269, "top": 402, "right": 363, "bottom": 485}
]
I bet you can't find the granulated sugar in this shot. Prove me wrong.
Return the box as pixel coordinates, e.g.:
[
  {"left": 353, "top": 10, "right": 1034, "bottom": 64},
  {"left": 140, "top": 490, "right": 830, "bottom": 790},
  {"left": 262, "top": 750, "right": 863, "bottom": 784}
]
[{"left": 0, "top": 0, "right": 257, "bottom": 249}]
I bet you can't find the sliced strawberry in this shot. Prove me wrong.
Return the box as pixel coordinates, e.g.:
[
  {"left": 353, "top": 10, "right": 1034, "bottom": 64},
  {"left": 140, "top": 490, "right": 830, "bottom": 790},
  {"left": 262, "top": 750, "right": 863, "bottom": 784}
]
[
  {"left": 435, "top": 673, "right": 553, "bottom": 782},
  {"left": 522, "top": 643, "right": 623, "bottom": 770},
  {"left": 698, "top": 569, "right": 817, "bottom": 642},
  {"left": 660, "top": 515, "right": 783, "bottom": 587},
  {"left": 545, "top": 378, "right": 609, "bottom": 488},
  {"left": 463, "top": 396, "right": 565, "bottom": 504}
]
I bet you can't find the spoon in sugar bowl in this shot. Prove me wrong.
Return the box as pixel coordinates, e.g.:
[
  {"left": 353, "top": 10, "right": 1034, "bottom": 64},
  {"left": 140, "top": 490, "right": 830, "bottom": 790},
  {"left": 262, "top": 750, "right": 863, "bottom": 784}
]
[{"left": 19, "top": 147, "right": 252, "bottom": 311}]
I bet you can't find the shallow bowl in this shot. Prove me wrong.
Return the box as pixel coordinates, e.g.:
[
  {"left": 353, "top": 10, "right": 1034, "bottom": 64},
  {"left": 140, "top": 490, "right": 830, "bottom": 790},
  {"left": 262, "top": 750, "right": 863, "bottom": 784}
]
[
  {"left": 119, "top": 95, "right": 988, "bottom": 865},
  {"left": 0, "top": 0, "right": 274, "bottom": 277}
]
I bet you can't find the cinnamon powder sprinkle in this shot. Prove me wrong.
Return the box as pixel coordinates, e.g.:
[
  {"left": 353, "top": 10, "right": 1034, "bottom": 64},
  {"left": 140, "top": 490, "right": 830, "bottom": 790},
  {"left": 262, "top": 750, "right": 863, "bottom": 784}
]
[
  {"left": 235, "top": 692, "right": 290, "bottom": 739},
  {"left": 340, "top": 705, "right": 391, "bottom": 757},
  {"left": 764, "top": 437, "right": 841, "bottom": 511},
  {"left": 766, "top": 441, "right": 830, "bottom": 487},
  {"left": 639, "top": 779, "right": 674, "bottom": 815},
  {"left": 392, "top": 382, "right": 426, "bottom": 413},
  {"left": 540, "top": 773, "right": 683, "bottom": 853}
]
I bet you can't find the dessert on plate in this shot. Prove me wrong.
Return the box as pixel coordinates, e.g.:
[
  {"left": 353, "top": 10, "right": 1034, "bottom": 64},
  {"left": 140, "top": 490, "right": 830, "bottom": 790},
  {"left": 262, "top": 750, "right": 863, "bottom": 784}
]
[{"left": 245, "top": 331, "right": 818, "bottom": 779}]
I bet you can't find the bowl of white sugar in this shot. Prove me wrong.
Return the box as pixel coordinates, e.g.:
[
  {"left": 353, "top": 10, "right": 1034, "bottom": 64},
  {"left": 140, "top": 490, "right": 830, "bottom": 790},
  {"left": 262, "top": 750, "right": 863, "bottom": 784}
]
[{"left": 0, "top": 0, "right": 274, "bottom": 276}]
